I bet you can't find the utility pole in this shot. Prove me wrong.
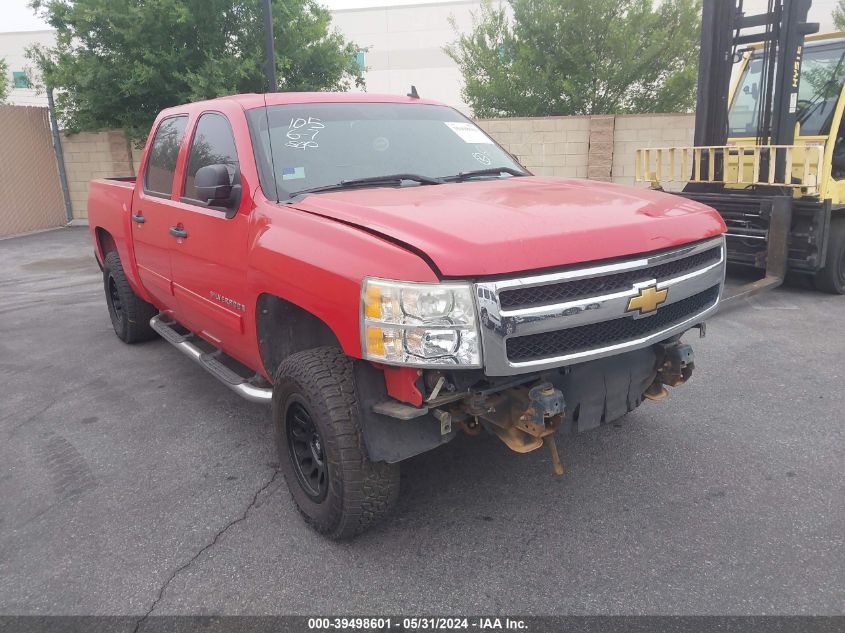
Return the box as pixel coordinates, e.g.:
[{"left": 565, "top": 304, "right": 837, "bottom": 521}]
[
  {"left": 46, "top": 86, "right": 74, "bottom": 223},
  {"left": 262, "top": 0, "right": 278, "bottom": 92}
]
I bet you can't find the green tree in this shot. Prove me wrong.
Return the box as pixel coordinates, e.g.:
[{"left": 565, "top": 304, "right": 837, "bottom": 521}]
[
  {"left": 28, "top": 0, "right": 364, "bottom": 140},
  {"left": 835, "top": 0, "right": 845, "bottom": 30},
  {"left": 447, "top": 0, "right": 701, "bottom": 117},
  {"left": 0, "top": 58, "right": 9, "bottom": 104}
]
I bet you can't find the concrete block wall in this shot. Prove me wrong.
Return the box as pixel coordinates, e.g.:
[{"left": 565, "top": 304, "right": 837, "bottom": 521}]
[
  {"left": 476, "top": 116, "right": 591, "bottom": 178},
  {"left": 479, "top": 112, "right": 695, "bottom": 187},
  {"left": 131, "top": 144, "right": 145, "bottom": 173},
  {"left": 61, "top": 130, "right": 136, "bottom": 220},
  {"left": 587, "top": 116, "right": 615, "bottom": 181},
  {"left": 611, "top": 113, "right": 696, "bottom": 188}
]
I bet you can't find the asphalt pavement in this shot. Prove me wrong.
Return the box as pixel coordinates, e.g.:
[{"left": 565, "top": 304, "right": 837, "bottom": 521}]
[{"left": 0, "top": 227, "right": 843, "bottom": 617}]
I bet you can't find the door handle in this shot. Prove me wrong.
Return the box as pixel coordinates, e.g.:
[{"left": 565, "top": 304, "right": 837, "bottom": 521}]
[
  {"left": 169, "top": 226, "right": 188, "bottom": 239},
  {"left": 131, "top": 213, "right": 145, "bottom": 224}
]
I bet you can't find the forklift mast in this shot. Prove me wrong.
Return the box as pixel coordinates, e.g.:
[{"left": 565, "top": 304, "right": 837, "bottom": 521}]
[
  {"left": 674, "top": 0, "right": 830, "bottom": 303},
  {"left": 636, "top": 1, "right": 845, "bottom": 298},
  {"left": 691, "top": 0, "right": 819, "bottom": 187}
]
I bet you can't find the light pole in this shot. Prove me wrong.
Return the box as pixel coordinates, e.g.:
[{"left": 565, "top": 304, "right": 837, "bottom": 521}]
[
  {"left": 47, "top": 86, "right": 74, "bottom": 222},
  {"left": 262, "top": 0, "right": 278, "bottom": 92}
]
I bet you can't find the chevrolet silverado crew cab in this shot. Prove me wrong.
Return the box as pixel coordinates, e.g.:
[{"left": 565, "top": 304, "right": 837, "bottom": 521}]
[{"left": 88, "top": 92, "right": 727, "bottom": 539}]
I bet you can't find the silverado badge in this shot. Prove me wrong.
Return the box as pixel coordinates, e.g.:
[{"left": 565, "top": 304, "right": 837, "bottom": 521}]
[
  {"left": 626, "top": 285, "right": 668, "bottom": 315},
  {"left": 209, "top": 291, "right": 247, "bottom": 313}
]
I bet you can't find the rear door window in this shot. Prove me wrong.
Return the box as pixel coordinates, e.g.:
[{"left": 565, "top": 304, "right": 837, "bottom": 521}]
[{"left": 144, "top": 115, "right": 188, "bottom": 196}]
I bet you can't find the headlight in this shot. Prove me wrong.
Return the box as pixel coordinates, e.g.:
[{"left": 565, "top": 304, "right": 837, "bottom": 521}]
[{"left": 361, "top": 278, "right": 481, "bottom": 367}]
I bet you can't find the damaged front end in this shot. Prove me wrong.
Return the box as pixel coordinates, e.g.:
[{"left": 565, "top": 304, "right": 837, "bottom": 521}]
[
  {"left": 463, "top": 381, "right": 567, "bottom": 475},
  {"left": 357, "top": 337, "right": 698, "bottom": 471},
  {"left": 357, "top": 237, "right": 722, "bottom": 468},
  {"left": 431, "top": 338, "right": 695, "bottom": 474}
]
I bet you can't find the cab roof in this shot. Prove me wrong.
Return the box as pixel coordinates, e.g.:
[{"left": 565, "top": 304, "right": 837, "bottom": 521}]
[
  {"left": 744, "top": 29, "right": 845, "bottom": 51},
  {"left": 175, "top": 91, "right": 448, "bottom": 112}
]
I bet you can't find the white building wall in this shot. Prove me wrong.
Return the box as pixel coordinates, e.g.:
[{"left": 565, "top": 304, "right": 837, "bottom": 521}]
[
  {"left": 1, "top": 1, "right": 480, "bottom": 112},
  {"left": 0, "top": 30, "right": 55, "bottom": 106},
  {"left": 331, "top": 0, "right": 482, "bottom": 112}
]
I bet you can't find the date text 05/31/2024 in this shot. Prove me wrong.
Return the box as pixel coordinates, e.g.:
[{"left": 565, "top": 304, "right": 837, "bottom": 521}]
[{"left": 307, "top": 618, "right": 528, "bottom": 631}]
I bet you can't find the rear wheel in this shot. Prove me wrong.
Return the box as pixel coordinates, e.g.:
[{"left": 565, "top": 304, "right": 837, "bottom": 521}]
[
  {"left": 102, "top": 252, "right": 158, "bottom": 343},
  {"left": 273, "top": 347, "right": 399, "bottom": 539},
  {"left": 814, "top": 218, "right": 845, "bottom": 294}
]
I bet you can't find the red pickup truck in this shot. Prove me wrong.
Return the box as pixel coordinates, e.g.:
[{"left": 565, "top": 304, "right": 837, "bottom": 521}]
[{"left": 88, "top": 92, "right": 727, "bottom": 539}]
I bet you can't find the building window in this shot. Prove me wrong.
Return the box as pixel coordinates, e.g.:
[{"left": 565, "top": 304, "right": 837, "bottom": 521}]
[
  {"left": 354, "top": 51, "right": 366, "bottom": 71},
  {"left": 13, "top": 72, "right": 30, "bottom": 89}
]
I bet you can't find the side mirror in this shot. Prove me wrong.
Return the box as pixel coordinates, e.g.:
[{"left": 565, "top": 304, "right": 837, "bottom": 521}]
[{"left": 194, "top": 164, "right": 237, "bottom": 208}]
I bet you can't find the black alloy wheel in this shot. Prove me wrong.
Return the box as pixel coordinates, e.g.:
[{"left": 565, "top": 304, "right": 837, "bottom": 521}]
[
  {"left": 285, "top": 398, "right": 328, "bottom": 501},
  {"left": 107, "top": 275, "right": 124, "bottom": 329}
]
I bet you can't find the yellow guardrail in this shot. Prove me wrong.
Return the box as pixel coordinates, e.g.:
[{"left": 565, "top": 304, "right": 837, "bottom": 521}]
[{"left": 635, "top": 144, "right": 825, "bottom": 193}]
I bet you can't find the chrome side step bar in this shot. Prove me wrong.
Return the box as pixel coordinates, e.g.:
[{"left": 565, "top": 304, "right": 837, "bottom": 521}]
[{"left": 149, "top": 315, "right": 272, "bottom": 404}]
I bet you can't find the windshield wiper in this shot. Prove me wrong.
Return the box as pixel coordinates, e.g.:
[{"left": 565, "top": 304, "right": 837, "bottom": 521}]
[
  {"left": 290, "top": 173, "right": 443, "bottom": 197},
  {"left": 439, "top": 167, "right": 528, "bottom": 182}
]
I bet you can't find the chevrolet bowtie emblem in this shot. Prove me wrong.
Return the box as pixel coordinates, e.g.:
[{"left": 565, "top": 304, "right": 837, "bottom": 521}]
[{"left": 626, "top": 285, "right": 668, "bottom": 314}]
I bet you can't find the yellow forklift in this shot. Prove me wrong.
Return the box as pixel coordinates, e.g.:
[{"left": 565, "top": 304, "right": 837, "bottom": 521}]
[{"left": 636, "top": 0, "right": 845, "bottom": 299}]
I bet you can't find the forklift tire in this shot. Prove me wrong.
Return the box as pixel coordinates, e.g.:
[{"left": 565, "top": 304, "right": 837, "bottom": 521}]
[
  {"left": 273, "top": 347, "right": 399, "bottom": 540},
  {"left": 814, "top": 218, "right": 845, "bottom": 294},
  {"left": 102, "top": 252, "right": 159, "bottom": 343}
]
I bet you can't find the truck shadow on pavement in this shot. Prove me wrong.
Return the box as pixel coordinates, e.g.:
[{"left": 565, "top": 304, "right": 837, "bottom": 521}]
[{"left": 353, "top": 411, "right": 661, "bottom": 541}]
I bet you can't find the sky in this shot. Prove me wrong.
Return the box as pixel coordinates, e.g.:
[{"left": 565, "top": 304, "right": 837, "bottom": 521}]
[
  {"left": 5, "top": 0, "right": 465, "bottom": 31},
  {"left": 4, "top": 0, "right": 841, "bottom": 32}
]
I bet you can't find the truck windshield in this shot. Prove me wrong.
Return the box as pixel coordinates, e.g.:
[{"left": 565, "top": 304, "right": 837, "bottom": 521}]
[
  {"left": 246, "top": 102, "right": 526, "bottom": 200},
  {"left": 728, "top": 41, "right": 845, "bottom": 138}
]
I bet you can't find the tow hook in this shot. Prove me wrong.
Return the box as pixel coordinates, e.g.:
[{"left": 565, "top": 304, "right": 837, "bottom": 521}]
[
  {"left": 469, "top": 381, "right": 567, "bottom": 476},
  {"left": 645, "top": 341, "right": 695, "bottom": 401},
  {"left": 522, "top": 384, "right": 566, "bottom": 477},
  {"left": 516, "top": 383, "right": 564, "bottom": 435}
]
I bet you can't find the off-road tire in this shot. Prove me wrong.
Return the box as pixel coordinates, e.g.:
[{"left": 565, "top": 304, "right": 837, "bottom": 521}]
[
  {"left": 814, "top": 217, "right": 845, "bottom": 294},
  {"left": 273, "top": 347, "right": 400, "bottom": 539},
  {"left": 102, "top": 251, "right": 158, "bottom": 343}
]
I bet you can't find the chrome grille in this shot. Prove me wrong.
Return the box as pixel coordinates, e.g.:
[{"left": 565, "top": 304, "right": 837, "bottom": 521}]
[
  {"left": 499, "top": 246, "right": 723, "bottom": 309},
  {"left": 474, "top": 237, "right": 726, "bottom": 376},
  {"left": 507, "top": 285, "right": 720, "bottom": 362}
]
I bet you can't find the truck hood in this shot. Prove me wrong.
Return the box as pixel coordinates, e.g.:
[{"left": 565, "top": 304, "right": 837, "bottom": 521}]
[{"left": 292, "top": 177, "right": 726, "bottom": 277}]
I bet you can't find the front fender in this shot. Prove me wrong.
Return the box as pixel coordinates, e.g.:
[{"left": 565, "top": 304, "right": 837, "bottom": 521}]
[{"left": 247, "top": 203, "right": 439, "bottom": 358}]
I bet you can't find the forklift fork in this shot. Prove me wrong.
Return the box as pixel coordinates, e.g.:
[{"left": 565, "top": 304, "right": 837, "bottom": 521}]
[{"left": 721, "top": 196, "right": 792, "bottom": 304}]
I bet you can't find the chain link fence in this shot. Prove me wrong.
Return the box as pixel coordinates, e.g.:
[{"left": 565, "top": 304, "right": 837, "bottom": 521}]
[{"left": 0, "top": 106, "right": 66, "bottom": 238}]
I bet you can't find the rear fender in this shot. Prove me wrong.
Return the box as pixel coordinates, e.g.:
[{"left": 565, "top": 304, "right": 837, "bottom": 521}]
[{"left": 88, "top": 179, "right": 152, "bottom": 303}]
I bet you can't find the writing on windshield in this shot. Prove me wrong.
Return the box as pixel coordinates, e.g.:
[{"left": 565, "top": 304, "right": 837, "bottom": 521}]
[{"left": 246, "top": 103, "right": 524, "bottom": 200}]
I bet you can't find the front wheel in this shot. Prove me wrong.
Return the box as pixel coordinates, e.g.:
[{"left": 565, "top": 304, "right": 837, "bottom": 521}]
[
  {"left": 273, "top": 347, "right": 399, "bottom": 539},
  {"left": 815, "top": 218, "right": 845, "bottom": 294}
]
